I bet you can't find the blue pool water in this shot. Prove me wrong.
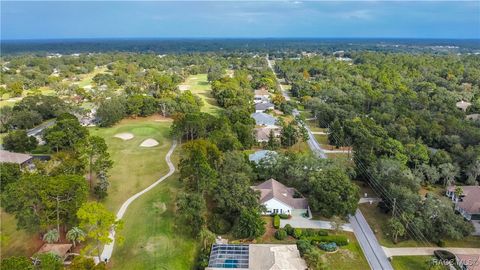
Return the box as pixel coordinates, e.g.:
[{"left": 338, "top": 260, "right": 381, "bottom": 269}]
[{"left": 224, "top": 259, "right": 238, "bottom": 268}]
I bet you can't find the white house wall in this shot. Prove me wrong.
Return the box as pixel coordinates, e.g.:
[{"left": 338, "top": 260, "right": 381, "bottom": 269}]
[{"left": 263, "top": 198, "right": 293, "bottom": 215}]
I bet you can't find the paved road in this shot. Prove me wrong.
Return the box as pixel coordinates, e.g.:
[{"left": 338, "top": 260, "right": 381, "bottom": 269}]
[
  {"left": 267, "top": 56, "right": 392, "bottom": 269},
  {"left": 350, "top": 210, "right": 393, "bottom": 270},
  {"left": 99, "top": 141, "right": 177, "bottom": 263},
  {"left": 383, "top": 247, "right": 480, "bottom": 257},
  {"left": 266, "top": 56, "right": 326, "bottom": 159},
  {"left": 27, "top": 120, "right": 55, "bottom": 137}
]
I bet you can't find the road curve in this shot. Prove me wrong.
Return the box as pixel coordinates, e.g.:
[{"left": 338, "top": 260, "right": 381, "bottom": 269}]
[{"left": 99, "top": 140, "right": 177, "bottom": 262}]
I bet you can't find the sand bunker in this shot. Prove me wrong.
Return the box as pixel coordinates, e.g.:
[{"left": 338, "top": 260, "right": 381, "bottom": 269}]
[
  {"left": 140, "top": 138, "right": 159, "bottom": 147},
  {"left": 114, "top": 132, "right": 134, "bottom": 140}
]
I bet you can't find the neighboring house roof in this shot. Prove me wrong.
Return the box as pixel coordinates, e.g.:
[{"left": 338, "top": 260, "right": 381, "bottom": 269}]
[
  {"left": 0, "top": 150, "right": 32, "bottom": 165},
  {"left": 448, "top": 186, "right": 480, "bottom": 214},
  {"left": 254, "top": 127, "right": 281, "bottom": 142},
  {"left": 466, "top": 114, "right": 480, "bottom": 121},
  {"left": 456, "top": 100, "right": 472, "bottom": 111},
  {"left": 35, "top": 243, "right": 72, "bottom": 259},
  {"left": 251, "top": 112, "right": 277, "bottom": 126},
  {"left": 206, "top": 244, "right": 306, "bottom": 270},
  {"left": 456, "top": 254, "right": 480, "bottom": 270},
  {"left": 254, "top": 89, "right": 270, "bottom": 97},
  {"left": 252, "top": 179, "right": 308, "bottom": 210},
  {"left": 255, "top": 102, "right": 275, "bottom": 111},
  {"left": 249, "top": 150, "right": 277, "bottom": 163}
]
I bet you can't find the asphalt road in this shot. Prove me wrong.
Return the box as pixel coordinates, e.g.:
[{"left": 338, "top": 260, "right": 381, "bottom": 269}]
[
  {"left": 27, "top": 120, "right": 55, "bottom": 136},
  {"left": 267, "top": 55, "right": 392, "bottom": 270}
]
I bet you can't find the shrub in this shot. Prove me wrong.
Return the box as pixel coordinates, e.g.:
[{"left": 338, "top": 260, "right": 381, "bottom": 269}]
[
  {"left": 302, "top": 228, "right": 315, "bottom": 237},
  {"left": 317, "top": 230, "right": 328, "bottom": 236},
  {"left": 273, "top": 215, "right": 280, "bottom": 229},
  {"left": 319, "top": 242, "right": 338, "bottom": 252},
  {"left": 296, "top": 239, "right": 313, "bottom": 256},
  {"left": 208, "top": 215, "right": 232, "bottom": 234},
  {"left": 275, "top": 229, "right": 287, "bottom": 240},
  {"left": 284, "top": 224, "right": 294, "bottom": 235},
  {"left": 293, "top": 228, "right": 303, "bottom": 239},
  {"left": 437, "top": 240, "right": 446, "bottom": 247},
  {"left": 279, "top": 214, "right": 290, "bottom": 219},
  {"left": 309, "top": 235, "right": 349, "bottom": 246}
]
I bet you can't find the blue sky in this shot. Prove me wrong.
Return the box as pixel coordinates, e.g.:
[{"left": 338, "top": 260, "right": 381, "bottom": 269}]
[{"left": 1, "top": 1, "right": 479, "bottom": 40}]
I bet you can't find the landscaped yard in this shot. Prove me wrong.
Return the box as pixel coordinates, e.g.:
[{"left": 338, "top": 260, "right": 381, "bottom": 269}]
[
  {"left": 110, "top": 174, "right": 198, "bottom": 270},
  {"left": 89, "top": 116, "right": 174, "bottom": 212},
  {"left": 181, "top": 74, "right": 221, "bottom": 115},
  {"left": 0, "top": 210, "right": 43, "bottom": 259},
  {"left": 391, "top": 256, "right": 434, "bottom": 270},
  {"left": 358, "top": 203, "right": 480, "bottom": 248}
]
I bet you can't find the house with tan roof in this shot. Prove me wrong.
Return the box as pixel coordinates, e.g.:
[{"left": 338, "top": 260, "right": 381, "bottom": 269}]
[
  {"left": 252, "top": 178, "right": 309, "bottom": 216},
  {"left": 0, "top": 150, "right": 33, "bottom": 167},
  {"left": 446, "top": 186, "right": 480, "bottom": 221},
  {"left": 253, "top": 127, "right": 281, "bottom": 143}
]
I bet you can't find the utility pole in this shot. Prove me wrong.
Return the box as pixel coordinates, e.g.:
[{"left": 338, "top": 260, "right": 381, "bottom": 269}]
[{"left": 392, "top": 198, "right": 397, "bottom": 218}]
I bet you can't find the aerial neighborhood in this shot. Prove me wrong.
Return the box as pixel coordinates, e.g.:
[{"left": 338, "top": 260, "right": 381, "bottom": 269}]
[{"left": 1, "top": 1, "right": 480, "bottom": 270}]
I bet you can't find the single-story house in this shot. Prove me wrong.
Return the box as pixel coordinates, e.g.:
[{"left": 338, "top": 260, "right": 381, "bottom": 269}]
[
  {"left": 250, "top": 112, "right": 277, "bottom": 127},
  {"left": 0, "top": 150, "right": 33, "bottom": 167},
  {"left": 255, "top": 102, "right": 275, "bottom": 113},
  {"left": 252, "top": 178, "right": 309, "bottom": 215},
  {"left": 446, "top": 186, "right": 480, "bottom": 220},
  {"left": 254, "top": 89, "right": 270, "bottom": 99},
  {"left": 254, "top": 127, "right": 281, "bottom": 143},
  {"left": 248, "top": 150, "right": 277, "bottom": 164},
  {"left": 456, "top": 100, "right": 472, "bottom": 112},
  {"left": 253, "top": 96, "right": 270, "bottom": 104},
  {"left": 33, "top": 243, "right": 73, "bottom": 265},
  {"left": 206, "top": 244, "right": 307, "bottom": 270}
]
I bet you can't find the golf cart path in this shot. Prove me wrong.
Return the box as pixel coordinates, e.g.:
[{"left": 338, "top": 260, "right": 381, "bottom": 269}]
[{"left": 99, "top": 140, "right": 177, "bottom": 262}]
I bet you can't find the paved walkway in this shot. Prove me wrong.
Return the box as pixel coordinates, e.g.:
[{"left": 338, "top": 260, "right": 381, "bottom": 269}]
[
  {"left": 383, "top": 247, "right": 480, "bottom": 257},
  {"left": 311, "top": 131, "right": 327, "bottom": 135},
  {"left": 280, "top": 217, "right": 353, "bottom": 232},
  {"left": 99, "top": 140, "right": 177, "bottom": 263}
]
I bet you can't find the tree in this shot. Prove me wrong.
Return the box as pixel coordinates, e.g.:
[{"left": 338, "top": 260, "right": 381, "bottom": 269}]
[
  {"left": 76, "top": 135, "right": 113, "bottom": 190},
  {"left": 34, "top": 253, "right": 62, "bottom": 270},
  {"left": 438, "top": 163, "right": 459, "bottom": 186},
  {"left": 77, "top": 202, "right": 123, "bottom": 260},
  {"left": 2, "top": 174, "right": 88, "bottom": 232},
  {"left": 96, "top": 96, "right": 126, "bottom": 127},
  {"left": 0, "top": 256, "right": 33, "bottom": 270},
  {"left": 70, "top": 256, "right": 107, "bottom": 270},
  {"left": 387, "top": 217, "right": 405, "bottom": 243},
  {"left": 307, "top": 167, "right": 359, "bottom": 217},
  {"left": 328, "top": 118, "right": 345, "bottom": 148},
  {"left": 330, "top": 216, "right": 345, "bottom": 234},
  {"left": 465, "top": 159, "right": 480, "bottom": 184},
  {"left": 0, "top": 163, "right": 22, "bottom": 191},
  {"left": 232, "top": 208, "right": 265, "bottom": 239},
  {"left": 43, "top": 228, "right": 60, "bottom": 243},
  {"left": 454, "top": 187, "right": 464, "bottom": 199},
  {"left": 176, "top": 192, "right": 206, "bottom": 237},
  {"left": 2, "top": 130, "right": 38, "bottom": 152},
  {"left": 280, "top": 122, "right": 300, "bottom": 147},
  {"left": 44, "top": 115, "right": 88, "bottom": 152},
  {"left": 179, "top": 140, "right": 221, "bottom": 193},
  {"left": 266, "top": 129, "right": 280, "bottom": 150},
  {"left": 67, "top": 227, "right": 86, "bottom": 248}
]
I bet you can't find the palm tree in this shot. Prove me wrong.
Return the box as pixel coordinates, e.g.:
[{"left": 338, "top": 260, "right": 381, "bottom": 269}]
[
  {"left": 66, "top": 227, "right": 86, "bottom": 248},
  {"left": 43, "top": 229, "right": 60, "bottom": 244}
]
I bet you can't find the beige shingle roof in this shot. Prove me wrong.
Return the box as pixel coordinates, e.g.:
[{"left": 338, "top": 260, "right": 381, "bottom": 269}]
[
  {"left": 0, "top": 150, "right": 32, "bottom": 164},
  {"left": 253, "top": 179, "right": 308, "bottom": 209},
  {"left": 448, "top": 185, "right": 480, "bottom": 214}
]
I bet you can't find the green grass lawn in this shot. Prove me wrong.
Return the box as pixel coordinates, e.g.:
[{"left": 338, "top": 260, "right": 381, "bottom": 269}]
[
  {"left": 89, "top": 117, "right": 174, "bottom": 212},
  {"left": 358, "top": 203, "right": 480, "bottom": 248},
  {"left": 77, "top": 66, "right": 108, "bottom": 87},
  {"left": 0, "top": 210, "right": 43, "bottom": 259},
  {"left": 182, "top": 74, "right": 222, "bottom": 115},
  {"left": 110, "top": 174, "right": 198, "bottom": 270},
  {"left": 391, "top": 256, "right": 434, "bottom": 270},
  {"left": 319, "top": 232, "right": 370, "bottom": 270}
]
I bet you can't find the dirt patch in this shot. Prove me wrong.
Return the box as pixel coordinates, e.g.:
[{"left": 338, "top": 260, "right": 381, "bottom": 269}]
[
  {"left": 152, "top": 201, "right": 167, "bottom": 214},
  {"left": 140, "top": 138, "right": 159, "bottom": 147},
  {"left": 114, "top": 132, "right": 134, "bottom": 140}
]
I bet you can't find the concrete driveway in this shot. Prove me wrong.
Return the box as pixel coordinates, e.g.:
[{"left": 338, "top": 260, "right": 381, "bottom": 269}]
[{"left": 280, "top": 216, "right": 353, "bottom": 232}]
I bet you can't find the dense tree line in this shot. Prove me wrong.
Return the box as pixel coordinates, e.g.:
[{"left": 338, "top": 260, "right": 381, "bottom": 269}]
[{"left": 276, "top": 52, "right": 479, "bottom": 243}]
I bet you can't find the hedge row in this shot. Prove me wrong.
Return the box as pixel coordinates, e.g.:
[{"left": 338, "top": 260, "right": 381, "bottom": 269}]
[
  {"left": 273, "top": 215, "right": 280, "bottom": 229},
  {"left": 309, "top": 235, "right": 349, "bottom": 246}
]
